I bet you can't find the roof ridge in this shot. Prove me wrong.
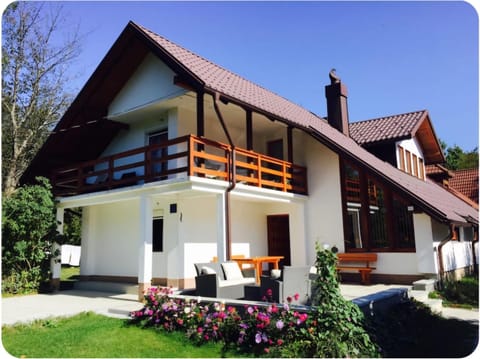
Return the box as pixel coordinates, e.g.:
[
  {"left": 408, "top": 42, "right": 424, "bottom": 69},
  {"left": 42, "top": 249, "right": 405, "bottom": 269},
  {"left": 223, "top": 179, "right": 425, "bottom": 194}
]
[{"left": 351, "top": 109, "right": 427, "bottom": 125}]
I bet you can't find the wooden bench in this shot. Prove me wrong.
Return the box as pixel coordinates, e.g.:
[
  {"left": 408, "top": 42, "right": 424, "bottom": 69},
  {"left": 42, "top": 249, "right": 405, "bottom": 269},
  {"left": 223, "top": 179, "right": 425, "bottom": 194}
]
[{"left": 336, "top": 253, "right": 377, "bottom": 285}]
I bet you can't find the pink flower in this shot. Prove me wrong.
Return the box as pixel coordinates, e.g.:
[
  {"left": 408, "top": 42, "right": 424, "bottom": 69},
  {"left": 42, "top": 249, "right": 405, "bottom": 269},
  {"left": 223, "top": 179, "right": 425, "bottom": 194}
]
[
  {"left": 277, "top": 339, "right": 284, "bottom": 346},
  {"left": 266, "top": 288, "right": 273, "bottom": 296},
  {"left": 294, "top": 293, "right": 300, "bottom": 301}
]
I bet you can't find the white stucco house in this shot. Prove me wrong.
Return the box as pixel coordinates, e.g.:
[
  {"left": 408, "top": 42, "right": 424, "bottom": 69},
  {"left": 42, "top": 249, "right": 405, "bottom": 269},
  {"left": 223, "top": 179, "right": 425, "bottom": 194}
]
[{"left": 22, "top": 22, "right": 478, "bottom": 299}]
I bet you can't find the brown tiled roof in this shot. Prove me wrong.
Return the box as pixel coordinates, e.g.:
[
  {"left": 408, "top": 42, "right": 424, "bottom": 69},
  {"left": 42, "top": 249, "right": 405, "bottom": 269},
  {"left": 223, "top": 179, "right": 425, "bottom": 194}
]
[
  {"left": 349, "top": 110, "right": 427, "bottom": 145},
  {"left": 449, "top": 168, "right": 479, "bottom": 203},
  {"left": 426, "top": 164, "right": 452, "bottom": 176}
]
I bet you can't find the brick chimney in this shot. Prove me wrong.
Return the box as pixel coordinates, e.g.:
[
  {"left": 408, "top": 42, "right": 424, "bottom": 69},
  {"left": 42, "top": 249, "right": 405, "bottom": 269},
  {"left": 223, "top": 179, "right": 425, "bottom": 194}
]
[{"left": 325, "top": 69, "right": 349, "bottom": 136}]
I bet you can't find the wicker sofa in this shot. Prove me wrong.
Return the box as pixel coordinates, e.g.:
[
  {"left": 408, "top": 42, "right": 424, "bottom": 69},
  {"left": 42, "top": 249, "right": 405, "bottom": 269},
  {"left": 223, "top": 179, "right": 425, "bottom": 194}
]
[{"left": 194, "top": 261, "right": 256, "bottom": 299}]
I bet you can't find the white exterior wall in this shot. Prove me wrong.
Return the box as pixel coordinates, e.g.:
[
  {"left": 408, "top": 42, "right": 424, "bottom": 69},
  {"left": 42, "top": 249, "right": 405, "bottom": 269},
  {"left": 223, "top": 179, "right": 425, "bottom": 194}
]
[
  {"left": 375, "top": 253, "right": 419, "bottom": 274},
  {"left": 414, "top": 213, "right": 437, "bottom": 274},
  {"left": 80, "top": 200, "right": 140, "bottom": 277},
  {"left": 108, "top": 53, "right": 184, "bottom": 116},
  {"left": 303, "top": 133, "right": 344, "bottom": 265}
]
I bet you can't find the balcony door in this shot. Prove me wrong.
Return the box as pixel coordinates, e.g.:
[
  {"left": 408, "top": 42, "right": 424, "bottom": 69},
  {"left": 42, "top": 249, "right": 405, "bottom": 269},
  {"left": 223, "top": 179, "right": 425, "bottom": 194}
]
[
  {"left": 149, "top": 130, "right": 168, "bottom": 178},
  {"left": 267, "top": 214, "right": 291, "bottom": 267}
]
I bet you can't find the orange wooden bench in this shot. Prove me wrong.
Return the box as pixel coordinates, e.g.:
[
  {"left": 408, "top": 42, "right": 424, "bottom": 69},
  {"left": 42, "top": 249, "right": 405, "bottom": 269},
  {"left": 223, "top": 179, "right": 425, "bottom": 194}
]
[{"left": 336, "top": 253, "right": 377, "bottom": 285}]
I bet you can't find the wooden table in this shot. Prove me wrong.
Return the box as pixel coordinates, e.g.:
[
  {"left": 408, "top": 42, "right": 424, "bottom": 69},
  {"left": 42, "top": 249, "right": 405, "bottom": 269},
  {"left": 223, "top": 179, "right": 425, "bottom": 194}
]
[{"left": 232, "top": 256, "right": 284, "bottom": 284}]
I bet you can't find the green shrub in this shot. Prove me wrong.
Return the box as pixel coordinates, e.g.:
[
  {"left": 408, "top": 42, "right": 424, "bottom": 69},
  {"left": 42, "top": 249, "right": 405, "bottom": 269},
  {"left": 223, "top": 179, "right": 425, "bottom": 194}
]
[
  {"left": 430, "top": 275, "right": 479, "bottom": 308},
  {"left": 2, "top": 177, "right": 61, "bottom": 294}
]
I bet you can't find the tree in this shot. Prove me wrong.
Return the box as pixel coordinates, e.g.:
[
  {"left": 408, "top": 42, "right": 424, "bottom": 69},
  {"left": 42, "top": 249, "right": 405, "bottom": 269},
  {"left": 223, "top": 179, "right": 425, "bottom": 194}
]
[
  {"left": 440, "top": 140, "right": 479, "bottom": 170},
  {"left": 2, "top": 2, "right": 82, "bottom": 196},
  {"left": 2, "top": 177, "right": 62, "bottom": 294}
]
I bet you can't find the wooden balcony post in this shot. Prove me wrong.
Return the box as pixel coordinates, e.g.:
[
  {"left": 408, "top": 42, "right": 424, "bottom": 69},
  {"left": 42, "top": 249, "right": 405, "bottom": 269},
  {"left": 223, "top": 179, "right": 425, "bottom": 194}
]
[
  {"left": 257, "top": 154, "right": 262, "bottom": 188},
  {"left": 188, "top": 135, "right": 194, "bottom": 176}
]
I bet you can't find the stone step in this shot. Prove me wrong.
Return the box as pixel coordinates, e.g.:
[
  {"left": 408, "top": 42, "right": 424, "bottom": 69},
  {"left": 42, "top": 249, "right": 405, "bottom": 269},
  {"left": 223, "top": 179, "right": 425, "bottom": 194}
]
[
  {"left": 408, "top": 289, "right": 429, "bottom": 302},
  {"left": 74, "top": 281, "right": 138, "bottom": 295},
  {"left": 412, "top": 279, "right": 436, "bottom": 292}
]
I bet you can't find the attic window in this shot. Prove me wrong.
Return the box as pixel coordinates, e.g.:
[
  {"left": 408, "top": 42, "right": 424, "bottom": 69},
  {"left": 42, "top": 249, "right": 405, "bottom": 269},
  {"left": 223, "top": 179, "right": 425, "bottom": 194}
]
[
  {"left": 398, "top": 146, "right": 405, "bottom": 171},
  {"left": 419, "top": 158, "right": 425, "bottom": 180},
  {"left": 405, "top": 150, "right": 412, "bottom": 174},
  {"left": 412, "top": 154, "right": 419, "bottom": 177}
]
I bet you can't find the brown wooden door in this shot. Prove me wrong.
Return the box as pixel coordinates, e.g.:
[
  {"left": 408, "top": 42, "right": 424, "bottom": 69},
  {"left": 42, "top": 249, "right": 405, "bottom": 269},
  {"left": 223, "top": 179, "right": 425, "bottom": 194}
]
[{"left": 267, "top": 214, "right": 291, "bottom": 267}]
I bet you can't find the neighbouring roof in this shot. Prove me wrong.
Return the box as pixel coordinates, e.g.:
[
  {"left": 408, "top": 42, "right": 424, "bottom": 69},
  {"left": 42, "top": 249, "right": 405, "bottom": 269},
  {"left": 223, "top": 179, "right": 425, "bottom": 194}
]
[
  {"left": 349, "top": 110, "right": 445, "bottom": 164},
  {"left": 426, "top": 163, "right": 453, "bottom": 177},
  {"left": 22, "top": 21, "right": 478, "bottom": 226},
  {"left": 449, "top": 168, "right": 479, "bottom": 204}
]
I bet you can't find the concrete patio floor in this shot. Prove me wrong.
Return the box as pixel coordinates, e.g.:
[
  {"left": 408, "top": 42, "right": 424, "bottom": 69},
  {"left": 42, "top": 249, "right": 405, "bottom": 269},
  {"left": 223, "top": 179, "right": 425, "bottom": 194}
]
[{"left": 2, "top": 284, "right": 478, "bottom": 326}]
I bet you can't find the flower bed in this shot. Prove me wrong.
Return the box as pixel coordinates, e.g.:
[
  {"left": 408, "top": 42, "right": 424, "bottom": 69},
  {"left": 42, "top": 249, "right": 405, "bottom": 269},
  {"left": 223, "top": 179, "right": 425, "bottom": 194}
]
[{"left": 131, "top": 287, "right": 311, "bottom": 356}]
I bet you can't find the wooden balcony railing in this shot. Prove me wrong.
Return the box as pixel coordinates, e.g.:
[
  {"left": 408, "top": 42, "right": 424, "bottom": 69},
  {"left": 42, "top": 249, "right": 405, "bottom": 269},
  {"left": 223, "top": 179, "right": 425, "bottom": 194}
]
[{"left": 51, "top": 135, "right": 308, "bottom": 196}]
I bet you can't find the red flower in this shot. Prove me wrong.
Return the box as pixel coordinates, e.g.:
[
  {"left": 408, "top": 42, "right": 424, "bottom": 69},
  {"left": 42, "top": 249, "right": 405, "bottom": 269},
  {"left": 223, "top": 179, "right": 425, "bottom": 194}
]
[
  {"left": 294, "top": 293, "right": 300, "bottom": 301},
  {"left": 277, "top": 339, "right": 284, "bottom": 346}
]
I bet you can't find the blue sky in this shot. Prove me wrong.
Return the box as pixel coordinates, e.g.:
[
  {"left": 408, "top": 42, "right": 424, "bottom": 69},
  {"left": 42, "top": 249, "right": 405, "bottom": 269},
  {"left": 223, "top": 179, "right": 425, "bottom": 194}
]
[{"left": 22, "top": 1, "right": 480, "bottom": 150}]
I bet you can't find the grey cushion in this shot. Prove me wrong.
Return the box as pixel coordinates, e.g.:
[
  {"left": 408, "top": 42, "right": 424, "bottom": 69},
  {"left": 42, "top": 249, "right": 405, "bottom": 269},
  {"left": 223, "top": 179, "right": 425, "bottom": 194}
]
[
  {"left": 194, "top": 262, "right": 225, "bottom": 280},
  {"left": 221, "top": 262, "right": 244, "bottom": 280}
]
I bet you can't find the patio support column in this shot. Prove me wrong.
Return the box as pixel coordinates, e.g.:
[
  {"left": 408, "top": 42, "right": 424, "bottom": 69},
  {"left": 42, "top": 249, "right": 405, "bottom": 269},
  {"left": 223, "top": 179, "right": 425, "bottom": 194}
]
[
  {"left": 50, "top": 208, "right": 64, "bottom": 291},
  {"left": 138, "top": 195, "right": 153, "bottom": 301},
  {"left": 216, "top": 193, "right": 227, "bottom": 262},
  {"left": 246, "top": 110, "right": 253, "bottom": 150}
]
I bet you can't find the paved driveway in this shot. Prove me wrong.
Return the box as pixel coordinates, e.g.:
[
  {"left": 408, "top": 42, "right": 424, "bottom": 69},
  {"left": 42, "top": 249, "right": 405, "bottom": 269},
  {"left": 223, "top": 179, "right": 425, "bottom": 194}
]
[
  {"left": 2, "top": 287, "right": 478, "bottom": 326},
  {"left": 1, "top": 290, "right": 143, "bottom": 326}
]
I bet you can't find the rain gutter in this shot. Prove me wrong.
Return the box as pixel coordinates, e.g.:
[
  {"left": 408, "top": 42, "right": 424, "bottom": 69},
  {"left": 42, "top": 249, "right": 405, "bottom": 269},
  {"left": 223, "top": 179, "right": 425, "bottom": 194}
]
[{"left": 212, "top": 92, "right": 236, "bottom": 261}]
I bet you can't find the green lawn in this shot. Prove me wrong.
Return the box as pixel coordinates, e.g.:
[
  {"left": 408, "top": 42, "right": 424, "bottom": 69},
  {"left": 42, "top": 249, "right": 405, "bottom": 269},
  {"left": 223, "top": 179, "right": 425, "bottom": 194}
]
[
  {"left": 2, "top": 312, "right": 241, "bottom": 358},
  {"left": 60, "top": 265, "right": 80, "bottom": 282}
]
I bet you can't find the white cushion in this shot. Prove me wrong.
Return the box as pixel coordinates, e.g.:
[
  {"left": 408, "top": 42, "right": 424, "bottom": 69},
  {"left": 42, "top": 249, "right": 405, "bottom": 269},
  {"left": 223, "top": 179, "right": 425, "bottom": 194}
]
[
  {"left": 221, "top": 262, "right": 244, "bottom": 280},
  {"left": 218, "top": 277, "right": 255, "bottom": 287},
  {"left": 201, "top": 266, "right": 216, "bottom": 275},
  {"left": 271, "top": 269, "right": 282, "bottom": 279}
]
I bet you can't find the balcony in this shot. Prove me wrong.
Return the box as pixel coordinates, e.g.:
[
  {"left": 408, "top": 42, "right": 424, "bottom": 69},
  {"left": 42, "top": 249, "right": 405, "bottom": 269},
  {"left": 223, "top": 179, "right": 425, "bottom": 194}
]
[{"left": 51, "top": 135, "right": 308, "bottom": 196}]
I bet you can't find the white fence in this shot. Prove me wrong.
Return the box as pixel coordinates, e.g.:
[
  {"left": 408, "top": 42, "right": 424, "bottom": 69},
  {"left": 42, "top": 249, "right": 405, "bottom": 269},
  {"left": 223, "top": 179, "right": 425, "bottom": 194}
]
[
  {"left": 61, "top": 245, "right": 81, "bottom": 266},
  {"left": 441, "top": 241, "right": 476, "bottom": 272}
]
